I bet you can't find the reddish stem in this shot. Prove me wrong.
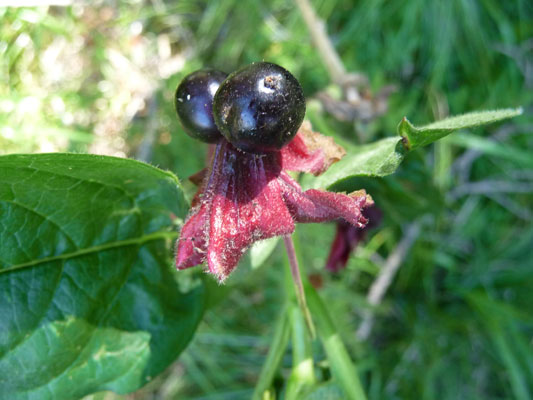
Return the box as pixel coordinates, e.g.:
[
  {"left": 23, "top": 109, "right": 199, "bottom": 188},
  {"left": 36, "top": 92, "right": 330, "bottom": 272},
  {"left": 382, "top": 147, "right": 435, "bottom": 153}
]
[{"left": 283, "top": 235, "right": 316, "bottom": 338}]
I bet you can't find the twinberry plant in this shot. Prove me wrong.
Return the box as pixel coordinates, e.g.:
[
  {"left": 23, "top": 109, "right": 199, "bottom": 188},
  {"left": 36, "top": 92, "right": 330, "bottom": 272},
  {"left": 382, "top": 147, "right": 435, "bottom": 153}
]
[
  {"left": 175, "top": 62, "right": 370, "bottom": 281},
  {"left": 0, "top": 56, "right": 521, "bottom": 399}
]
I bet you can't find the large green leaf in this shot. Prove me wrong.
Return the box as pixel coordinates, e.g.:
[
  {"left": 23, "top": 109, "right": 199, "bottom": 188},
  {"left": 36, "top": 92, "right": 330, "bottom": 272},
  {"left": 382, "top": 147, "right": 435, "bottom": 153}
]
[
  {"left": 0, "top": 154, "right": 205, "bottom": 399},
  {"left": 310, "top": 108, "right": 522, "bottom": 189}
]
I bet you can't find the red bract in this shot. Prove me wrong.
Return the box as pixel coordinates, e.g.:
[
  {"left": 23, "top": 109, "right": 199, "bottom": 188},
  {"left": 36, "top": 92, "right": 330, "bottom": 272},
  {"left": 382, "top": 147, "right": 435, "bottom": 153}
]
[
  {"left": 325, "top": 205, "right": 382, "bottom": 273},
  {"left": 176, "top": 122, "right": 372, "bottom": 282}
]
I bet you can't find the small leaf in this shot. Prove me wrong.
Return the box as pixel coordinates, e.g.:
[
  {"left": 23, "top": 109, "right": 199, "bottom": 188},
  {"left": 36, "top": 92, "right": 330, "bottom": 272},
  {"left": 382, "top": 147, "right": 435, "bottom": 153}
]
[
  {"left": 309, "top": 137, "right": 406, "bottom": 189},
  {"left": 399, "top": 108, "right": 523, "bottom": 150},
  {"left": 0, "top": 154, "right": 205, "bottom": 399}
]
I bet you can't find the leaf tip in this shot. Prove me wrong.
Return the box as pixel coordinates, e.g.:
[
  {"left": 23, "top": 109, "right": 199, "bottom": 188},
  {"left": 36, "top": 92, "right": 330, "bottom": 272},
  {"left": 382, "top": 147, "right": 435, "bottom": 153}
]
[{"left": 397, "top": 117, "right": 413, "bottom": 151}]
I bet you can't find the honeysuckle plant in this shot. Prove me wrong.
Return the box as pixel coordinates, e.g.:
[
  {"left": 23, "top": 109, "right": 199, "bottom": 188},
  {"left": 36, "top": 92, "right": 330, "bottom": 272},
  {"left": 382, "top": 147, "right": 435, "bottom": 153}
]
[
  {"left": 176, "top": 121, "right": 371, "bottom": 282},
  {"left": 0, "top": 58, "right": 522, "bottom": 400}
]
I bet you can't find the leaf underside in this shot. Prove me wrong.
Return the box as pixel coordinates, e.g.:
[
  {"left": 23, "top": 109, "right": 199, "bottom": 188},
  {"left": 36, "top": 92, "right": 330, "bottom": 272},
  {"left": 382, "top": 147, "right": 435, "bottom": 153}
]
[{"left": 0, "top": 154, "right": 205, "bottom": 399}]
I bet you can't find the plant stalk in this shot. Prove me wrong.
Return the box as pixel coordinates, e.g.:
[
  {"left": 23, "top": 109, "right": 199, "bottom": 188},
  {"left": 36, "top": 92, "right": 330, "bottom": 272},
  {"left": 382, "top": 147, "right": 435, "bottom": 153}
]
[{"left": 283, "top": 235, "right": 316, "bottom": 339}]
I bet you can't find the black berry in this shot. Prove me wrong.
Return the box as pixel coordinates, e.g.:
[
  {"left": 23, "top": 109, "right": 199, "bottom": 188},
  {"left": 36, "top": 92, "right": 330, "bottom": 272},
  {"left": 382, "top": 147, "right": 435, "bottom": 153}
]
[
  {"left": 213, "top": 62, "right": 306, "bottom": 153},
  {"left": 175, "top": 69, "right": 227, "bottom": 143}
]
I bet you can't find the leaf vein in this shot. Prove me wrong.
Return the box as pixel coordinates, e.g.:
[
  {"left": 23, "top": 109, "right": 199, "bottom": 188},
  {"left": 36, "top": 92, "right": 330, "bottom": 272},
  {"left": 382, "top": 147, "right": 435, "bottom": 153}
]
[{"left": 0, "top": 231, "right": 178, "bottom": 274}]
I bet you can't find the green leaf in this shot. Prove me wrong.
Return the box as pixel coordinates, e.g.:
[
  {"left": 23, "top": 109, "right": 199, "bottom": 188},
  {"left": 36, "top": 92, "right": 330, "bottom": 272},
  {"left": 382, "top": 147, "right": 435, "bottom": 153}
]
[
  {"left": 0, "top": 154, "right": 205, "bottom": 399},
  {"left": 285, "top": 305, "right": 315, "bottom": 400},
  {"left": 309, "top": 137, "right": 406, "bottom": 189},
  {"left": 252, "top": 306, "right": 291, "bottom": 400},
  {"left": 311, "top": 108, "right": 522, "bottom": 189},
  {"left": 399, "top": 108, "right": 523, "bottom": 150},
  {"left": 305, "top": 284, "right": 367, "bottom": 400}
]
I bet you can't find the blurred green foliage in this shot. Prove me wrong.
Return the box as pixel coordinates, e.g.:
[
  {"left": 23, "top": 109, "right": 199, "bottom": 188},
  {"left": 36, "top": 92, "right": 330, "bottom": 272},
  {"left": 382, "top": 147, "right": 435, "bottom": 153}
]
[{"left": 1, "top": 0, "right": 532, "bottom": 399}]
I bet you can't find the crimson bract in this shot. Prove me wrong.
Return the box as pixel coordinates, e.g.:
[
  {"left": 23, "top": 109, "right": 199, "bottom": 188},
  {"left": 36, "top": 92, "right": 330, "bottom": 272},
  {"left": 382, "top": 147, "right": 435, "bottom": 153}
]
[{"left": 174, "top": 62, "right": 372, "bottom": 282}]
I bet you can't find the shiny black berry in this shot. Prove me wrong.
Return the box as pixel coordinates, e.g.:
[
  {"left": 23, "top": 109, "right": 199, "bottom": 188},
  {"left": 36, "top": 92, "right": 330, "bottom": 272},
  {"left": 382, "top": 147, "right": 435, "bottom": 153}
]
[
  {"left": 175, "top": 69, "right": 227, "bottom": 143},
  {"left": 213, "top": 62, "right": 306, "bottom": 153}
]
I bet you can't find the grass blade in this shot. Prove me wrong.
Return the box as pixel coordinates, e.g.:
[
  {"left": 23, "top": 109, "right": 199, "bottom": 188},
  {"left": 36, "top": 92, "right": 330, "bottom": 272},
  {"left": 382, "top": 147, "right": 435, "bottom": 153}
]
[
  {"left": 252, "top": 307, "right": 291, "bottom": 400},
  {"left": 305, "top": 284, "right": 367, "bottom": 400}
]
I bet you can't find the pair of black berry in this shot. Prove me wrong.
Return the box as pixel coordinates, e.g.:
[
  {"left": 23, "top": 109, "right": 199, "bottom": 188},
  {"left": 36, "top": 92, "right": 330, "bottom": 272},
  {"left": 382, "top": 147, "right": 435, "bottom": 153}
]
[{"left": 174, "top": 62, "right": 306, "bottom": 153}]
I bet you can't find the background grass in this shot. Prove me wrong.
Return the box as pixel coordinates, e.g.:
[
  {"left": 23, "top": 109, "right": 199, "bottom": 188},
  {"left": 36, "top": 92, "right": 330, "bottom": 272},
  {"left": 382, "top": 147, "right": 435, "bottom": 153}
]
[{"left": 1, "top": 1, "right": 532, "bottom": 399}]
